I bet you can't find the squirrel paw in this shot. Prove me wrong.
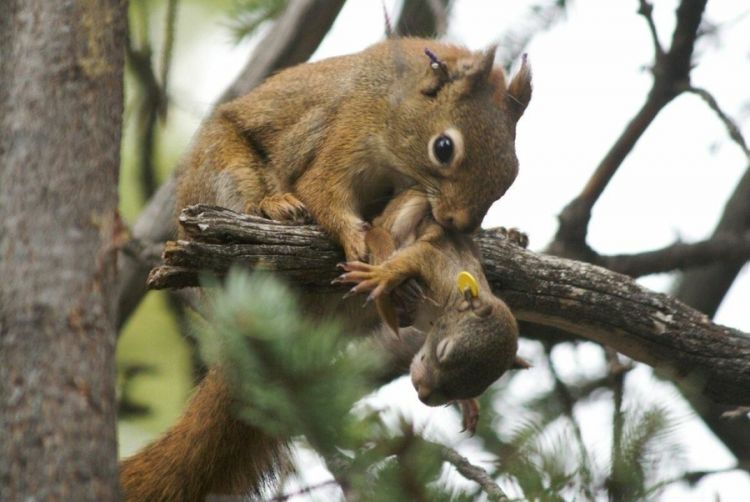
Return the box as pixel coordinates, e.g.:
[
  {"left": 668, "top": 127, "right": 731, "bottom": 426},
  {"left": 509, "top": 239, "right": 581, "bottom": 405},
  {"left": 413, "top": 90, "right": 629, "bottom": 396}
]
[
  {"left": 458, "top": 398, "right": 480, "bottom": 436},
  {"left": 492, "top": 226, "right": 529, "bottom": 248},
  {"left": 256, "top": 193, "right": 311, "bottom": 223},
  {"left": 332, "top": 261, "right": 397, "bottom": 301}
]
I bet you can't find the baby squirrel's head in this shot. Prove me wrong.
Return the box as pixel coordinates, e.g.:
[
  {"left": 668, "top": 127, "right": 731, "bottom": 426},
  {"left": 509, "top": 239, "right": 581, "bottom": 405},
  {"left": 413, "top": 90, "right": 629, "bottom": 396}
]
[
  {"left": 409, "top": 292, "right": 520, "bottom": 406},
  {"left": 386, "top": 42, "right": 532, "bottom": 233}
]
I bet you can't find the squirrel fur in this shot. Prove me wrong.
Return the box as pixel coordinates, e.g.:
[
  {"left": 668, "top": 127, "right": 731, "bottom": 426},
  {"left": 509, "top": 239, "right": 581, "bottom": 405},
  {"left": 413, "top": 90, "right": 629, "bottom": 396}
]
[{"left": 175, "top": 37, "right": 531, "bottom": 259}]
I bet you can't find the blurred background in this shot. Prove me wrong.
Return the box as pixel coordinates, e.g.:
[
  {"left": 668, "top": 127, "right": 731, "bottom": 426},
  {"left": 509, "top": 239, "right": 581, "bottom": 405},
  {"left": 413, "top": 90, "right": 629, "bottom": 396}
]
[{"left": 117, "top": 0, "right": 750, "bottom": 499}]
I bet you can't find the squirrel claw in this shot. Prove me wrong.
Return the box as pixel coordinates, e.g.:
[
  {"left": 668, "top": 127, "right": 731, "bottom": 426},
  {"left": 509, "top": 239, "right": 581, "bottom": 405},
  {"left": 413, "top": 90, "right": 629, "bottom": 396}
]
[{"left": 342, "top": 286, "right": 359, "bottom": 300}]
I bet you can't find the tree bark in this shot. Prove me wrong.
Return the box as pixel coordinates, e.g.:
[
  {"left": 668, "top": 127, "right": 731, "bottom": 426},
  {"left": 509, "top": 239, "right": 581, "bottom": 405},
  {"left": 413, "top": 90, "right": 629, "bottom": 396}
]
[
  {"left": 0, "top": 0, "right": 126, "bottom": 499},
  {"left": 149, "top": 206, "right": 750, "bottom": 407}
]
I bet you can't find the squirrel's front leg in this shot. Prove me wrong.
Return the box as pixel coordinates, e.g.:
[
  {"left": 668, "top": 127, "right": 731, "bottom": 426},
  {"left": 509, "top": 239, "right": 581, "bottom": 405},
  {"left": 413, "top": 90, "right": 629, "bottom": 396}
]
[{"left": 294, "top": 169, "right": 370, "bottom": 262}]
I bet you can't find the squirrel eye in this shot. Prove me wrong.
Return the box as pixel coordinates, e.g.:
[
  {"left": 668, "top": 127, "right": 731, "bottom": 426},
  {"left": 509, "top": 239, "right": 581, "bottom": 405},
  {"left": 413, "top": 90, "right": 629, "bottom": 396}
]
[
  {"left": 428, "top": 128, "right": 464, "bottom": 168},
  {"left": 433, "top": 135, "right": 453, "bottom": 164}
]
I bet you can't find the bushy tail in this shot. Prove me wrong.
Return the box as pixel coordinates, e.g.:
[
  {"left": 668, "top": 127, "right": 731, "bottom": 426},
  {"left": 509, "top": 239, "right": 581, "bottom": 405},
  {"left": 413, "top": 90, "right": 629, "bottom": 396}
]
[{"left": 119, "top": 369, "right": 288, "bottom": 501}]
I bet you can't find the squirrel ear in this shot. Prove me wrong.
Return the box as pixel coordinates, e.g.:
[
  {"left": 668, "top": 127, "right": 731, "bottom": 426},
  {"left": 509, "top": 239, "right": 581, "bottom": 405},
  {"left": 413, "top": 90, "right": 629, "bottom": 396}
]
[
  {"left": 458, "top": 45, "right": 497, "bottom": 96},
  {"left": 507, "top": 54, "right": 532, "bottom": 121}
]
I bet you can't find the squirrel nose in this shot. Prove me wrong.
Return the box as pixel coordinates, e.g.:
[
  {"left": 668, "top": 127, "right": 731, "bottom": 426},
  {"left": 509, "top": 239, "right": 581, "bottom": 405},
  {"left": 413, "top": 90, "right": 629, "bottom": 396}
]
[{"left": 416, "top": 384, "right": 432, "bottom": 403}]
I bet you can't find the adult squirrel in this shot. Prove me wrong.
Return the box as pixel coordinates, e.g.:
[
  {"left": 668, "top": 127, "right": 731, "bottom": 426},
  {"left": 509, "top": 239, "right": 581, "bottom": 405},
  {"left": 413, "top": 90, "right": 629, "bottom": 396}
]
[
  {"left": 122, "top": 37, "right": 531, "bottom": 500},
  {"left": 175, "top": 37, "right": 531, "bottom": 260},
  {"left": 337, "top": 188, "right": 530, "bottom": 432}
]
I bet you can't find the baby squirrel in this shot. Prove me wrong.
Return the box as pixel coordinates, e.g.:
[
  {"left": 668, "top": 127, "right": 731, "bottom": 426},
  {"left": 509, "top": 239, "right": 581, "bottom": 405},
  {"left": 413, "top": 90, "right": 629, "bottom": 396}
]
[
  {"left": 175, "top": 37, "right": 531, "bottom": 259},
  {"left": 337, "top": 188, "right": 529, "bottom": 432}
]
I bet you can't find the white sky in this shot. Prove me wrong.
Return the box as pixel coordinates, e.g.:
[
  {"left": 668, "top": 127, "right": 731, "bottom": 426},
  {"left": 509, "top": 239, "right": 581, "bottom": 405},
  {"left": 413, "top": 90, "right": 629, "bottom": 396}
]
[{"left": 160, "top": 0, "right": 750, "bottom": 499}]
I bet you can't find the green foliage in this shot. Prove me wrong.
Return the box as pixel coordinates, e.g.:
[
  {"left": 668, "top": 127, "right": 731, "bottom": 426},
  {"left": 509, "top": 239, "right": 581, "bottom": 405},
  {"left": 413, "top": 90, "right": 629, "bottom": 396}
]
[
  {"left": 196, "top": 269, "right": 454, "bottom": 499},
  {"left": 470, "top": 364, "right": 685, "bottom": 501},
  {"left": 609, "top": 405, "right": 684, "bottom": 501},
  {"left": 228, "top": 0, "right": 288, "bottom": 42},
  {"left": 197, "top": 269, "right": 378, "bottom": 456}
]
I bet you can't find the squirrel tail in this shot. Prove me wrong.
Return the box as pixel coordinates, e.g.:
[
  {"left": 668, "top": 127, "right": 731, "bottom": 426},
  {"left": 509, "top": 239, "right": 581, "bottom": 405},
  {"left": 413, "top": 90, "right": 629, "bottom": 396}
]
[{"left": 119, "top": 368, "right": 288, "bottom": 501}]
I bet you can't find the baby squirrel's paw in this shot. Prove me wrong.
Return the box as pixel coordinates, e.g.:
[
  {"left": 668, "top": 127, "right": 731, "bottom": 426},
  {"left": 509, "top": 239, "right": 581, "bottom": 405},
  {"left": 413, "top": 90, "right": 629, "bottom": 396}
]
[
  {"left": 491, "top": 226, "right": 529, "bottom": 248},
  {"left": 256, "top": 193, "right": 311, "bottom": 223},
  {"left": 332, "top": 261, "right": 395, "bottom": 301},
  {"left": 459, "top": 399, "right": 480, "bottom": 436}
]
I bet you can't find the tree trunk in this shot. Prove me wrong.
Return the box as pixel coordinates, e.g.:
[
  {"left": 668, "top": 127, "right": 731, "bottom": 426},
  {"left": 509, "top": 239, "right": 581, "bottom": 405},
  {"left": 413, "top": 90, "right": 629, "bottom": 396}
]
[{"left": 0, "top": 0, "right": 127, "bottom": 499}]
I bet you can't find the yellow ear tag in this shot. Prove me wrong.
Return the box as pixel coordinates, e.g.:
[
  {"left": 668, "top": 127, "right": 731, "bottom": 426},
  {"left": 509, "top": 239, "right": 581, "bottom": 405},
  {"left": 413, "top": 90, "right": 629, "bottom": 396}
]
[{"left": 456, "top": 271, "right": 479, "bottom": 298}]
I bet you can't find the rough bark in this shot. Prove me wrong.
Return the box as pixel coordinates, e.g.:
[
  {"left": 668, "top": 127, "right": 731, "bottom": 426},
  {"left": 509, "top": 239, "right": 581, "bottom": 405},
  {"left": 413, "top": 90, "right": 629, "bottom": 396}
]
[
  {"left": 115, "top": 0, "right": 346, "bottom": 329},
  {"left": 148, "top": 206, "right": 750, "bottom": 407},
  {"left": 0, "top": 0, "right": 126, "bottom": 499}
]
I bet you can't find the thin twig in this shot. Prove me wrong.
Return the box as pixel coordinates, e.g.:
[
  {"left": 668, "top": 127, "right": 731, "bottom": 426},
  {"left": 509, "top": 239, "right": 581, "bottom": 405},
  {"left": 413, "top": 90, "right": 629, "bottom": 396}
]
[
  {"left": 125, "top": 39, "right": 161, "bottom": 198},
  {"left": 266, "top": 479, "right": 340, "bottom": 501},
  {"left": 436, "top": 443, "right": 510, "bottom": 501},
  {"left": 637, "top": 0, "right": 664, "bottom": 56},
  {"left": 683, "top": 85, "right": 750, "bottom": 159},
  {"left": 159, "top": 0, "right": 178, "bottom": 120},
  {"left": 645, "top": 462, "right": 750, "bottom": 495},
  {"left": 546, "top": 346, "right": 596, "bottom": 501}
]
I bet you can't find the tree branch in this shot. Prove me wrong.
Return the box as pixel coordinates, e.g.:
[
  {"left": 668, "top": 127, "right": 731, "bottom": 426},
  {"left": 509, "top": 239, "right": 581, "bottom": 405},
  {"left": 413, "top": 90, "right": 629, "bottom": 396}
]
[
  {"left": 218, "top": 0, "right": 346, "bottom": 103},
  {"left": 637, "top": 0, "right": 664, "bottom": 57},
  {"left": 598, "top": 232, "right": 750, "bottom": 277},
  {"left": 436, "top": 443, "right": 510, "bottom": 501},
  {"left": 683, "top": 85, "right": 750, "bottom": 159},
  {"left": 148, "top": 205, "right": 750, "bottom": 407},
  {"left": 550, "top": 0, "right": 708, "bottom": 257}
]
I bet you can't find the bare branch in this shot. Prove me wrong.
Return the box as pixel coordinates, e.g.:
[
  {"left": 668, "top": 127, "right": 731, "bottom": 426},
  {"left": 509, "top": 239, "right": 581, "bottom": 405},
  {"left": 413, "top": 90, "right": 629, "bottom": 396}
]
[
  {"left": 670, "top": 165, "right": 750, "bottom": 464},
  {"left": 637, "top": 0, "right": 664, "bottom": 56},
  {"left": 148, "top": 206, "right": 750, "bottom": 407},
  {"left": 683, "top": 85, "right": 750, "bottom": 159},
  {"left": 267, "top": 480, "right": 340, "bottom": 502},
  {"left": 159, "top": 0, "right": 178, "bottom": 120},
  {"left": 436, "top": 443, "right": 509, "bottom": 501},
  {"left": 219, "top": 0, "right": 346, "bottom": 103},
  {"left": 599, "top": 232, "right": 750, "bottom": 277},
  {"left": 551, "top": 0, "right": 708, "bottom": 256}
]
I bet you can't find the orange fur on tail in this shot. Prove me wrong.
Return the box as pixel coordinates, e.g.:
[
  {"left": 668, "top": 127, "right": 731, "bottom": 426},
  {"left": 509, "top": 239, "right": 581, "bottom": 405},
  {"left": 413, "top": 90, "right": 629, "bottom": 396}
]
[{"left": 119, "top": 369, "right": 287, "bottom": 501}]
